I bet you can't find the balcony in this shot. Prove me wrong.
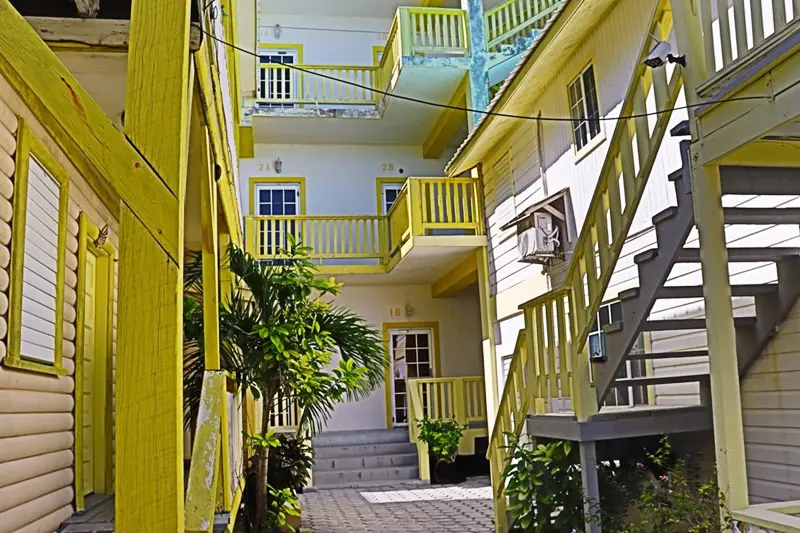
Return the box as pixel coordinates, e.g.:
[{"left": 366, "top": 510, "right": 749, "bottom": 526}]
[
  {"left": 249, "top": 7, "right": 471, "bottom": 145},
  {"left": 244, "top": 178, "right": 486, "bottom": 284}
]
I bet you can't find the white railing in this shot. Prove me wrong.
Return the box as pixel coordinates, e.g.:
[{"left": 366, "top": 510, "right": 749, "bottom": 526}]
[
  {"left": 485, "top": 0, "right": 562, "bottom": 53},
  {"left": 699, "top": 0, "right": 799, "bottom": 79}
]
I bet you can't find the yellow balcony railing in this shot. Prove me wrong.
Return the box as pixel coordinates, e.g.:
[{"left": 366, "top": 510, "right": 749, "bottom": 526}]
[
  {"left": 245, "top": 178, "right": 483, "bottom": 266},
  {"left": 485, "top": 0, "right": 563, "bottom": 53},
  {"left": 407, "top": 376, "right": 487, "bottom": 480},
  {"left": 269, "top": 392, "right": 302, "bottom": 433},
  {"left": 257, "top": 7, "right": 469, "bottom": 106},
  {"left": 697, "top": 0, "right": 799, "bottom": 86}
]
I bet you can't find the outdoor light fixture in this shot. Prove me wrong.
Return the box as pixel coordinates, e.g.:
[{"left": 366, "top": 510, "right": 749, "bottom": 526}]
[
  {"left": 643, "top": 38, "right": 686, "bottom": 68},
  {"left": 274, "top": 158, "right": 283, "bottom": 174}
]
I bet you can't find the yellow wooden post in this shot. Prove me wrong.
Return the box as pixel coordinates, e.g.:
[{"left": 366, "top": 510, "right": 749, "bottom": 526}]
[
  {"left": 407, "top": 179, "right": 424, "bottom": 236},
  {"left": 476, "top": 245, "right": 499, "bottom": 427},
  {"left": 399, "top": 8, "right": 413, "bottom": 56},
  {"left": 117, "top": 0, "right": 192, "bottom": 530},
  {"left": 692, "top": 165, "right": 749, "bottom": 510},
  {"left": 219, "top": 231, "right": 234, "bottom": 303}
]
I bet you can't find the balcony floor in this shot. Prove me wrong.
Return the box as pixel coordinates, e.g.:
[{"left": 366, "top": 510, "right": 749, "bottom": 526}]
[
  {"left": 250, "top": 58, "right": 470, "bottom": 146},
  {"left": 59, "top": 494, "right": 114, "bottom": 532}
]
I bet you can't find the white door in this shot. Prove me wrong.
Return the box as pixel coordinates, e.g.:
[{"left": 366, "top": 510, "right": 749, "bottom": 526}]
[
  {"left": 259, "top": 50, "right": 298, "bottom": 107},
  {"left": 389, "top": 328, "right": 434, "bottom": 426},
  {"left": 254, "top": 183, "right": 301, "bottom": 256}
]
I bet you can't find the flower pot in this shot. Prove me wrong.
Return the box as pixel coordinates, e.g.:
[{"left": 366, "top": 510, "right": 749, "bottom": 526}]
[
  {"left": 430, "top": 458, "right": 466, "bottom": 485},
  {"left": 282, "top": 512, "right": 301, "bottom": 532}
]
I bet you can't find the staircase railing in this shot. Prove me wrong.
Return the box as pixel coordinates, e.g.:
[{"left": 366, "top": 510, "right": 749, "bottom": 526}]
[
  {"left": 407, "top": 376, "right": 487, "bottom": 481},
  {"left": 488, "top": 1, "right": 684, "bottom": 530},
  {"left": 484, "top": 0, "right": 562, "bottom": 53},
  {"left": 185, "top": 371, "right": 245, "bottom": 533}
]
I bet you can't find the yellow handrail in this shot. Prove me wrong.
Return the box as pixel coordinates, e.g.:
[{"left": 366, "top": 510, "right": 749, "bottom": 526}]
[
  {"left": 245, "top": 178, "right": 482, "bottom": 263},
  {"left": 484, "top": 0, "right": 562, "bottom": 53},
  {"left": 402, "top": 7, "right": 470, "bottom": 56}
]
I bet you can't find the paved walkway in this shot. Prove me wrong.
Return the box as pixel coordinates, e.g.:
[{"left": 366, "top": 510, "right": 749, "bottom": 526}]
[{"left": 299, "top": 478, "right": 494, "bottom": 533}]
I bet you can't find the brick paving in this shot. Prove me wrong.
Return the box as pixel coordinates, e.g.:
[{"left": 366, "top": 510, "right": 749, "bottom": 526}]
[{"left": 299, "top": 477, "right": 495, "bottom": 533}]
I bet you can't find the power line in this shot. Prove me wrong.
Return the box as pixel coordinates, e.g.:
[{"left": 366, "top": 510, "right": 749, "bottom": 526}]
[
  {"left": 260, "top": 24, "right": 388, "bottom": 36},
  {"left": 200, "top": 28, "right": 771, "bottom": 123}
]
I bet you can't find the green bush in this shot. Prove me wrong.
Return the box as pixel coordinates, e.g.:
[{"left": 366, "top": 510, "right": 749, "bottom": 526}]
[{"left": 416, "top": 418, "right": 467, "bottom": 464}]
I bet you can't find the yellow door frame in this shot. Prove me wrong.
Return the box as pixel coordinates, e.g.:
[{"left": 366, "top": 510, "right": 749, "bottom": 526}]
[
  {"left": 75, "top": 212, "right": 116, "bottom": 509},
  {"left": 382, "top": 321, "right": 441, "bottom": 429}
]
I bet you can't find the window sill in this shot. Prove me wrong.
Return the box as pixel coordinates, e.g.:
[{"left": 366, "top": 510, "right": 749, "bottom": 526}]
[
  {"left": 2, "top": 357, "right": 67, "bottom": 376},
  {"left": 573, "top": 131, "right": 607, "bottom": 164}
]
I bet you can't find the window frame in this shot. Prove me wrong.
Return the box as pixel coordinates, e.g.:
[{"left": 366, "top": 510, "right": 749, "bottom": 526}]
[
  {"left": 248, "top": 177, "right": 307, "bottom": 216},
  {"left": 375, "top": 177, "right": 406, "bottom": 215},
  {"left": 567, "top": 63, "right": 604, "bottom": 159},
  {"left": 4, "top": 121, "right": 70, "bottom": 376},
  {"left": 257, "top": 43, "right": 303, "bottom": 106}
]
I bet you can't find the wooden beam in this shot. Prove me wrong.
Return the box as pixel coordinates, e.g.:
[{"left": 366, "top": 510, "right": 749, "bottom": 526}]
[
  {"left": 431, "top": 251, "right": 478, "bottom": 298},
  {"left": 24, "top": 16, "right": 203, "bottom": 52},
  {"left": 116, "top": 0, "right": 193, "bottom": 530},
  {"left": 718, "top": 139, "right": 800, "bottom": 167},
  {"left": 0, "top": 1, "right": 181, "bottom": 260},
  {"left": 422, "top": 76, "right": 468, "bottom": 160}
]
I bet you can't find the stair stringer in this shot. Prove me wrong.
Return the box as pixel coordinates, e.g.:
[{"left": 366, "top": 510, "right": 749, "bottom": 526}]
[{"left": 593, "top": 141, "right": 695, "bottom": 404}]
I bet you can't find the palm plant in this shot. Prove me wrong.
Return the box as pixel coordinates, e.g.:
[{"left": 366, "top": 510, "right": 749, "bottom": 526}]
[{"left": 183, "top": 240, "right": 387, "bottom": 530}]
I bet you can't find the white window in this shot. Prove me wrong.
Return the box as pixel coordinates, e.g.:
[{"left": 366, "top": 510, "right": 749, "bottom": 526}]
[
  {"left": 588, "top": 301, "right": 648, "bottom": 407},
  {"left": 254, "top": 183, "right": 300, "bottom": 216},
  {"left": 258, "top": 50, "right": 298, "bottom": 107},
  {"left": 389, "top": 329, "right": 435, "bottom": 426},
  {"left": 567, "top": 64, "right": 601, "bottom": 152},
  {"left": 381, "top": 182, "right": 405, "bottom": 214},
  {"left": 20, "top": 156, "right": 61, "bottom": 364}
]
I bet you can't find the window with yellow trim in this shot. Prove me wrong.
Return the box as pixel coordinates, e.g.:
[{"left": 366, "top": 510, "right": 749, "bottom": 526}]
[{"left": 4, "top": 122, "right": 70, "bottom": 375}]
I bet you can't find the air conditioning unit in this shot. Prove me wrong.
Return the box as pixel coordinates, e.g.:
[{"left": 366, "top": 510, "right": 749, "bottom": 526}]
[{"left": 518, "top": 212, "right": 560, "bottom": 262}]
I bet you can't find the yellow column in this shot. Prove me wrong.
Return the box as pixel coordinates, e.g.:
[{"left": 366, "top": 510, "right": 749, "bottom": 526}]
[
  {"left": 476, "top": 246, "right": 499, "bottom": 426},
  {"left": 116, "top": 0, "right": 192, "bottom": 530},
  {"left": 692, "top": 164, "right": 749, "bottom": 510}
]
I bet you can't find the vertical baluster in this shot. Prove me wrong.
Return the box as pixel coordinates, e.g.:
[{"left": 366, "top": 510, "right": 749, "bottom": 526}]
[
  {"left": 632, "top": 79, "right": 650, "bottom": 168},
  {"left": 425, "top": 13, "right": 432, "bottom": 48},
  {"left": 595, "top": 197, "right": 611, "bottom": 275},
  {"left": 449, "top": 14, "right": 456, "bottom": 49},
  {"left": 619, "top": 122, "right": 636, "bottom": 213},
  {"left": 750, "top": 0, "right": 765, "bottom": 45},
  {"left": 733, "top": 0, "right": 748, "bottom": 58},
  {"left": 532, "top": 306, "right": 547, "bottom": 403},
  {"left": 432, "top": 382, "right": 440, "bottom": 419},
  {"left": 545, "top": 301, "right": 558, "bottom": 399},
  {"left": 350, "top": 218, "right": 356, "bottom": 255},
  {"left": 441, "top": 182, "right": 450, "bottom": 224},
  {"left": 773, "top": 0, "right": 788, "bottom": 30},
  {"left": 555, "top": 295, "right": 570, "bottom": 398},
  {"left": 434, "top": 13, "right": 442, "bottom": 48},
  {"left": 436, "top": 181, "right": 445, "bottom": 224},
  {"left": 716, "top": 0, "right": 733, "bottom": 68},
  {"left": 700, "top": 0, "right": 716, "bottom": 73}
]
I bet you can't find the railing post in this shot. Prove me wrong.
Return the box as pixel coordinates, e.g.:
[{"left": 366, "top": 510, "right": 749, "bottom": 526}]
[
  {"left": 407, "top": 179, "right": 423, "bottom": 237},
  {"left": 399, "top": 8, "right": 413, "bottom": 56}
]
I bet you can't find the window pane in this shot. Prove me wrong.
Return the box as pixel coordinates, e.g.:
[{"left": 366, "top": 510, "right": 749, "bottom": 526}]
[
  {"left": 610, "top": 302, "right": 622, "bottom": 323},
  {"left": 598, "top": 306, "right": 611, "bottom": 327},
  {"left": 284, "top": 203, "right": 296, "bottom": 216},
  {"left": 284, "top": 190, "right": 295, "bottom": 202}
]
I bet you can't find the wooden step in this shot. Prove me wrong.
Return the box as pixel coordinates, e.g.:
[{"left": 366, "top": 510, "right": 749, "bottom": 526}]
[
  {"left": 676, "top": 248, "right": 800, "bottom": 263},
  {"left": 652, "top": 206, "right": 679, "bottom": 225},
  {"left": 627, "top": 350, "right": 708, "bottom": 361},
  {"left": 670, "top": 120, "right": 691, "bottom": 137},
  {"left": 654, "top": 284, "right": 778, "bottom": 299},
  {"left": 643, "top": 317, "right": 756, "bottom": 331},
  {"left": 612, "top": 373, "right": 709, "bottom": 388},
  {"left": 634, "top": 249, "right": 659, "bottom": 265},
  {"left": 724, "top": 207, "right": 800, "bottom": 225}
]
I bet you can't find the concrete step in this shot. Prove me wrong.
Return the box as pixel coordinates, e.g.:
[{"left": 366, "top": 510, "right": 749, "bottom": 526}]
[
  {"left": 312, "top": 428, "right": 410, "bottom": 447},
  {"left": 312, "top": 465, "right": 420, "bottom": 489},
  {"left": 314, "top": 453, "right": 418, "bottom": 472},
  {"left": 314, "top": 441, "right": 417, "bottom": 460}
]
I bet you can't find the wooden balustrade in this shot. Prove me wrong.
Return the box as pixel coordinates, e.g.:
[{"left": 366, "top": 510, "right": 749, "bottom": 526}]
[
  {"left": 270, "top": 392, "right": 301, "bottom": 433},
  {"left": 244, "top": 178, "right": 483, "bottom": 263},
  {"left": 377, "top": 15, "right": 402, "bottom": 93},
  {"left": 699, "top": 0, "right": 799, "bottom": 79},
  {"left": 485, "top": 0, "right": 562, "bottom": 53},
  {"left": 245, "top": 215, "right": 386, "bottom": 261},
  {"left": 257, "top": 64, "right": 378, "bottom": 105},
  {"left": 403, "top": 7, "right": 470, "bottom": 56}
]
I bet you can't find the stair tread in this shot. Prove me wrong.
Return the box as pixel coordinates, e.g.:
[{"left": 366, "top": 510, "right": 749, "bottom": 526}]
[
  {"left": 643, "top": 317, "right": 756, "bottom": 330},
  {"left": 677, "top": 247, "right": 800, "bottom": 263},
  {"left": 314, "top": 463, "right": 419, "bottom": 474},
  {"left": 314, "top": 453, "right": 419, "bottom": 472},
  {"left": 613, "top": 373, "right": 709, "bottom": 387},
  {"left": 627, "top": 350, "right": 709, "bottom": 360},
  {"left": 652, "top": 206, "right": 679, "bottom": 225},
  {"left": 655, "top": 284, "right": 778, "bottom": 298},
  {"left": 724, "top": 207, "right": 800, "bottom": 225}
]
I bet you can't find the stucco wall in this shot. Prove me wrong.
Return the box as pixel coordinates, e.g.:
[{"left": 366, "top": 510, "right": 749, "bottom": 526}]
[{"left": 322, "top": 283, "right": 482, "bottom": 432}]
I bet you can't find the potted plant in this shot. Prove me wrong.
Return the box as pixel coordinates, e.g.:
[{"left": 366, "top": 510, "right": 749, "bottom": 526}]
[
  {"left": 269, "top": 434, "right": 315, "bottom": 495},
  {"left": 416, "top": 418, "right": 468, "bottom": 485}
]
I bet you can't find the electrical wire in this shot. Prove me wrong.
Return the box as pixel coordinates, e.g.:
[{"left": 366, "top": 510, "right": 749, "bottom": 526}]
[
  {"left": 200, "top": 27, "right": 772, "bottom": 123},
  {"left": 260, "top": 24, "right": 389, "bottom": 36}
]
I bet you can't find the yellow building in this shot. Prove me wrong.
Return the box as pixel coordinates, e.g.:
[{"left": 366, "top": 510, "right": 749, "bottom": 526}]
[
  {"left": 446, "top": 0, "right": 800, "bottom": 531},
  {"left": 0, "top": 0, "right": 244, "bottom": 531}
]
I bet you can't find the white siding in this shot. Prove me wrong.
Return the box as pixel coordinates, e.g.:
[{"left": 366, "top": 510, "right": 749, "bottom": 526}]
[
  {"left": 742, "top": 298, "right": 800, "bottom": 503},
  {"left": 20, "top": 157, "right": 61, "bottom": 365}
]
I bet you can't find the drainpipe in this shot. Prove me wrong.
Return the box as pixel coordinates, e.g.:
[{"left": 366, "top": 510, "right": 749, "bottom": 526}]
[{"left": 461, "top": 0, "right": 489, "bottom": 130}]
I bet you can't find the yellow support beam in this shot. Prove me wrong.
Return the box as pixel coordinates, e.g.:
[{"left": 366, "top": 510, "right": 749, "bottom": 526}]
[
  {"left": 421, "top": 0, "right": 445, "bottom": 6},
  {"left": 431, "top": 251, "right": 478, "bottom": 298},
  {"left": 239, "top": 125, "right": 255, "bottom": 159},
  {"left": 718, "top": 139, "right": 800, "bottom": 167},
  {"left": 0, "top": 0, "right": 181, "bottom": 260},
  {"left": 116, "top": 0, "right": 192, "bottom": 530},
  {"left": 422, "top": 76, "right": 468, "bottom": 160}
]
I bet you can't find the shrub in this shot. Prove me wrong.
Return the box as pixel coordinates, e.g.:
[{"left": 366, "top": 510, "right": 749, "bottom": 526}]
[{"left": 416, "top": 418, "right": 467, "bottom": 464}]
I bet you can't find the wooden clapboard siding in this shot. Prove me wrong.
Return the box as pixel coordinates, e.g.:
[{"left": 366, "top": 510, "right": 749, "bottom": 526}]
[
  {"left": 0, "top": 69, "right": 119, "bottom": 531},
  {"left": 742, "top": 297, "right": 800, "bottom": 503}
]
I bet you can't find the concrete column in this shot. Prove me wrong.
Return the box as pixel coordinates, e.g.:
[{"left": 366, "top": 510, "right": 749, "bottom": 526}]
[
  {"left": 691, "top": 164, "right": 749, "bottom": 510},
  {"left": 461, "top": 0, "right": 489, "bottom": 129},
  {"left": 579, "top": 441, "right": 602, "bottom": 533}
]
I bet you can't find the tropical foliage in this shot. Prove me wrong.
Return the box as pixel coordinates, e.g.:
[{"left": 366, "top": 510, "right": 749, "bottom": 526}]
[{"left": 416, "top": 418, "right": 467, "bottom": 464}]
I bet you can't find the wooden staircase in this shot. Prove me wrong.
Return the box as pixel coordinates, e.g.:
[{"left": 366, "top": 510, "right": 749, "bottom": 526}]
[{"left": 594, "top": 139, "right": 800, "bottom": 404}]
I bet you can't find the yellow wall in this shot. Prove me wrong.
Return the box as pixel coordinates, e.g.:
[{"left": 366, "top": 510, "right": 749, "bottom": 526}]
[{"left": 0, "top": 71, "right": 118, "bottom": 529}]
